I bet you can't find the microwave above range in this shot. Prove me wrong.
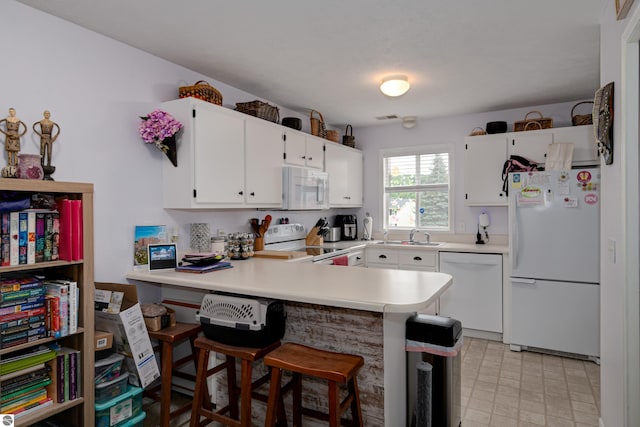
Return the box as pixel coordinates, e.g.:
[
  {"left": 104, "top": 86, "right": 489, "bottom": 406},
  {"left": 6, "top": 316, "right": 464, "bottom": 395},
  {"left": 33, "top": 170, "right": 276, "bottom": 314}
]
[{"left": 282, "top": 166, "right": 329, "bottom": 210}]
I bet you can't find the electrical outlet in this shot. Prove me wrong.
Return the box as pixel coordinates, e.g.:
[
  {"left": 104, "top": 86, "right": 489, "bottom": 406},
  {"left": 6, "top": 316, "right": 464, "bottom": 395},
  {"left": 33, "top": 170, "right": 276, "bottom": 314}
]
[{"left": 459, "top": 222, "right": 466, "bottom": 232}]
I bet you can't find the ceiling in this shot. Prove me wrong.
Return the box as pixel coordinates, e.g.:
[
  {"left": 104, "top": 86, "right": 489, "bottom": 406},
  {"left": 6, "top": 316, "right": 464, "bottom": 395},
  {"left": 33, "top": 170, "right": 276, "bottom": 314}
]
[{"left": 17, "top": 0, "right": 603, "bottom": 127}]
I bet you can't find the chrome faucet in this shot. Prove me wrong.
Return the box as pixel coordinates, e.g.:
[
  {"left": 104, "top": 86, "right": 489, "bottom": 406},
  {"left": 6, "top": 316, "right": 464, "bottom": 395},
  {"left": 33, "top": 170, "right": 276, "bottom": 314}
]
[
  {"left": 409, "top": 228, "right": 419, "bottom": 242},
  {"left": 423, "top": 231, "right": 431, "bottom": 243}
]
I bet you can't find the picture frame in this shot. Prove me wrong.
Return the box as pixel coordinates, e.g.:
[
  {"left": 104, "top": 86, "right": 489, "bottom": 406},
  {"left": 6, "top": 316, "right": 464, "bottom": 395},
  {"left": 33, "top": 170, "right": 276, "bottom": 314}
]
[
  {"left": 147, "top": 243, "right": 177, "bottom": 270},
  {"left": 616, "top": 0, "right": 635, "bottom": 20},
  {"left": 133, "top": 224, "right": 168, "bottom": 268}
]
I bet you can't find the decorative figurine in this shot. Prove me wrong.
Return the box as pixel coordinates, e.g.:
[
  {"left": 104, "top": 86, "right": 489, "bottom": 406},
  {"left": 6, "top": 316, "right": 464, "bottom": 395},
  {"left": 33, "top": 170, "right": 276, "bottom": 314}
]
[
  {"left": 0, "top": 108, "right": 28, "bottom": 178},
  {"left": 32, "top": 110, "right": 60, "bottom": 180}
]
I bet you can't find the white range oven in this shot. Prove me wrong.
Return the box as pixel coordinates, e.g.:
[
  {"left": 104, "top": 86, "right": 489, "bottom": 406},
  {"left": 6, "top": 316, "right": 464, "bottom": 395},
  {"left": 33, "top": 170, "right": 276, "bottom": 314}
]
[{"left": 263, "top": 224, "right": 354, "bottom": 264}]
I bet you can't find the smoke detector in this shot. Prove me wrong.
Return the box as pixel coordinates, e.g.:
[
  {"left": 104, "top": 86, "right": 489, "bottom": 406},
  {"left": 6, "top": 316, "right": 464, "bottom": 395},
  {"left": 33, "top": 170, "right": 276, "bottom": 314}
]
[{"left": 402, "top": 116, "right": 417, "bottom": 129}]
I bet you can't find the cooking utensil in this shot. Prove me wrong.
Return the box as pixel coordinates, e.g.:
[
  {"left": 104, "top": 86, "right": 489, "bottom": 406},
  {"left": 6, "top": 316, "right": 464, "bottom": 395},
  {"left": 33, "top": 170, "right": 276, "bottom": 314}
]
[
  {"left": 250, "top": 218, "right": 260, "bottom": 235},
  {"left": 259, "top": 215, "right": 272, "bottom": 237}
]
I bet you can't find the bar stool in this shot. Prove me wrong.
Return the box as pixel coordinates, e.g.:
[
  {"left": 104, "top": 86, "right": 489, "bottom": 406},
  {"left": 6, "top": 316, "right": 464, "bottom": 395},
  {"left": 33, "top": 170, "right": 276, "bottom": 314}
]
[
  {"left": 264, "top": 342, "right": 365, "bottom": 427},
  {"left": 190, "top": 336, "right": 286, "bottom": 427},
  {"left": 144, "top": 322, "right": 202, "bottom": 427}
]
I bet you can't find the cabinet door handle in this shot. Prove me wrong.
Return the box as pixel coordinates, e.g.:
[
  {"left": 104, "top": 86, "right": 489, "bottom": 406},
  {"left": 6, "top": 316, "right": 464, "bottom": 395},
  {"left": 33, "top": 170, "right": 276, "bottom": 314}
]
[
  {"left": 250, "top": 192, "right": 255, "bottom": 196},
  {"left": 308, "top": 157, "right": 313, "bottom": 161},
  {"left": 302, "top": 155, "right": 306, "bottom": 159},
  {"left": 238, "top": 191, "right": 244, "bottom": 195},
  {"left": 413, "top": 256, "right": 422, "bottom": 261},
  {"left": 379, "top": 254, "right": 387, "bottom": 259}
]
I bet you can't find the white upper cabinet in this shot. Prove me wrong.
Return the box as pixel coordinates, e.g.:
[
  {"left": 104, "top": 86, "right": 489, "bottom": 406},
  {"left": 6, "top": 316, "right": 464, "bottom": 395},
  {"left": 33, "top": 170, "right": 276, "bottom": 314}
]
[
  {"left": 464, "top": 134, "right": 508, "bottom": 206},
  {"left": 161, "top": 97, "right": 282, "bottom": 208},
  {"left": 284, "top": 131, "right": 324, "bottom": 169},
  {"left": 324, "top": 142, "right": 363, "bottom": 207},
  {"left": 244, "top": 119, "right": 284, "bottom": 206},
  {"left": 464, "top": 125, "right": 598, "bottom": 207},
  {"left": 508, "top": 132, "right": 553, "bottom": 164}
]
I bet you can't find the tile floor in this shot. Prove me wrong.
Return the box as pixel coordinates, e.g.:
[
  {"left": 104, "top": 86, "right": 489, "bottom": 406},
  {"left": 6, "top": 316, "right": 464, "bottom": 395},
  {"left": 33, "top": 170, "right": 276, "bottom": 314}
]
[
  {"left": 143, "top": 337, "right": 601, "bottom": 427},
  {"left": 461, "top": 338, "right": 601, "bottom": 427}
]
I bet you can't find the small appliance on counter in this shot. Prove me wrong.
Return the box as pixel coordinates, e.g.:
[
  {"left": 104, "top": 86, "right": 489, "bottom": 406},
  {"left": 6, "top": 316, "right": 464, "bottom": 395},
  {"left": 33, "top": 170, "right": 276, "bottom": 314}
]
[
  {"left": 325, "top": 227, "right": 341, "bottom": 242},
  {"left": 362, "top": 212, "right": 373, "bottom": 240},
  {"left": 335, "top": 215, "right": 357, "bottom": 241}
]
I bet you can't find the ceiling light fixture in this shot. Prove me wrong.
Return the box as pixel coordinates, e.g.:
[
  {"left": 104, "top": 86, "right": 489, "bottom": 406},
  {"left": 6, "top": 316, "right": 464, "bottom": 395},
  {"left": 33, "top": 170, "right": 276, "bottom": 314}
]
[{"left": 380, "top": 75, "right": 410, "bottom": 97}]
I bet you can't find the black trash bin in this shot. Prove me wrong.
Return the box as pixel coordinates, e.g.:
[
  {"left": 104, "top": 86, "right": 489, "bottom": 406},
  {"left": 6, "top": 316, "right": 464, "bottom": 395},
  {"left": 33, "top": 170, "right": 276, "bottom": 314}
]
[{"left": 406, "top": 314, "right": 462, "bottom": 427}]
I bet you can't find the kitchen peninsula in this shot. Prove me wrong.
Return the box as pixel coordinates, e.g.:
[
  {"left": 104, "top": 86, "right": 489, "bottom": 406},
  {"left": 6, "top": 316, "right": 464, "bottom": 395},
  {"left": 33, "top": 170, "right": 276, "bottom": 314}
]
[{"left": 126, "top": 258, "right": 452, "bottom": 426}]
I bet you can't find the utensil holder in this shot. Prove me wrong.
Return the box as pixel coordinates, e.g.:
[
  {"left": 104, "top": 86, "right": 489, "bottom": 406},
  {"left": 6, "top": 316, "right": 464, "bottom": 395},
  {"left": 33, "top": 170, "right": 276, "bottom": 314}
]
[{"left": 254, "top": 237, "right": 264, "bottom": 251}]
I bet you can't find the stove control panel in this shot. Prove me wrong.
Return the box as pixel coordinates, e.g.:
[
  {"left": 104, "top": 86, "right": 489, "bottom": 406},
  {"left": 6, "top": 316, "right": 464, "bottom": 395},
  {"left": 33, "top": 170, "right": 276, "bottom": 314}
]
[{"left": 264, "top": 223, "right": 307, "bottom": 244}]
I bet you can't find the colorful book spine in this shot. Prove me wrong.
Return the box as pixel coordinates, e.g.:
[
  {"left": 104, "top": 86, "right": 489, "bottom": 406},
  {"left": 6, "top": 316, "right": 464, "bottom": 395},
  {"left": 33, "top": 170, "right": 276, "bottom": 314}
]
[
  {"left": 9, "top": 211, "right": 19, "bottom": 266},
  {"left": 69, "top": 350, "right": 77, "bottom": 400},
  {"left": 43, "top": 212, "right": 53, "bottom": 262},
  {"left": 18, "top": 212, "right": 27, "bottom": 265},
  {"left": 45, "top": 295, "right": 60, "bottom": 338},
  {"left": 1, "top": 212, "right": 9, "bottom": 266},
  {"left": 0, "top": 287, "right": 45, "bottom": 304},
  {"left": 56, "top": 200, "right": 72, "bottom": 261},
  {"left": 44, "top": 283, "right": 68, "bottom": 337},
  {"left": 35, "top": 212, "right": 46, "bottom": 263},
  {"left": 26, "top": 211, "right": 36, "bottom": 265},
  {"left": 0, "top": 297, "right": 46, "bottom": 316},
  {"left": 70, "top": 200, "right": 83, "bottom": 261},
  {"left": 0, "top": 278, "right": 43, "bottom": 293}
]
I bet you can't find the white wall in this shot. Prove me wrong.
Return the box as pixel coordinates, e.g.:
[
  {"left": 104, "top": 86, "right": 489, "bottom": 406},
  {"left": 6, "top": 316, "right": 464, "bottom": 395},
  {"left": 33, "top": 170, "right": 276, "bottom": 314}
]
[
  {"left": 354, "top": 100, "right": 585, "bottom": 238},
  {"left": 598, "top": 1, "right": 640, "bottom": 426},
  {"left": 2, "top": 1, "right": 334, "bottom": 300}
]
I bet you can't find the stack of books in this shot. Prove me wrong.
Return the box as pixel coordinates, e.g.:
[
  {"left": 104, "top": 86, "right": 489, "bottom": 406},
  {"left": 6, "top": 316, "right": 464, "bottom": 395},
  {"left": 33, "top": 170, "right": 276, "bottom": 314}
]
[
  {"left": 0, "top": 346, "right": 57, "bottom": 419},
  {"left": 0, "top": 277, "right": 47, "bottom": 349}
]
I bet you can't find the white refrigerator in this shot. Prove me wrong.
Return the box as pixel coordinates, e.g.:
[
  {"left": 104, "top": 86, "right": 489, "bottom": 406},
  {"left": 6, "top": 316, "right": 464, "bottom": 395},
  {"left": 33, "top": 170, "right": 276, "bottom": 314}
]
[{"left": 508, "top": 168, "right": 600, "bottom": 358}]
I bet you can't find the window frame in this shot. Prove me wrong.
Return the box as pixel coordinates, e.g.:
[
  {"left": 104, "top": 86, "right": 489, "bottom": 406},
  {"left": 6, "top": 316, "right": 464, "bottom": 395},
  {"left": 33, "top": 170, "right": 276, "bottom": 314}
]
[{"left": 378, "top": 144, "right": 455, "bottom": 233}]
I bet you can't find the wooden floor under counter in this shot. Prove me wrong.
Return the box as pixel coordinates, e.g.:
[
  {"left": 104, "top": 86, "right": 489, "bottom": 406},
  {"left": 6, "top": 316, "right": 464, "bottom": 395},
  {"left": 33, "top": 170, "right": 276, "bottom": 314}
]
[{"left": 212, "top": 301, "right": 385, "bottom": 426}]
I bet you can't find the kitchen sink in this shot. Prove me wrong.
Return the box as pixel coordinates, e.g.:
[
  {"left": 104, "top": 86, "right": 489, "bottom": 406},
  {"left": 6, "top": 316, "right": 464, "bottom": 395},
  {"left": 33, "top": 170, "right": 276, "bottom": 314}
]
[{"left": 376, "top": 240, "right": 443, "bottom": 247}]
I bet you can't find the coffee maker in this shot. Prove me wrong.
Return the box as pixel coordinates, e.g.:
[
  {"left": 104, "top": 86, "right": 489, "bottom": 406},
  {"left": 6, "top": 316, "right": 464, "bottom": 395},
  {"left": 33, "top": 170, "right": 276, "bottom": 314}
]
[{"left": 334, "top": 215, "right": 358, "bottom": 241}]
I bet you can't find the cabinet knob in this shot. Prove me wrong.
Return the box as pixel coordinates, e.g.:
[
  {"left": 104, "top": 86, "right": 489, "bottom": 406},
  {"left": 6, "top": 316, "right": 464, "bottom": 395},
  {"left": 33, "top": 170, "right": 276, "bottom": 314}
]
[
  {"left": 413, "top": 256, "right": 422, "bottom": 261},
  {"left": 379, "top": 254, "right": 387, "bottom": 259},
  {"left": 238, "top": 191, "right": 244, "bottom": 195},
  {"left": 308, "top": 157, "right": 313, "bottom": 161},
  {"left": 250, "top": 192, "right": 255, "bottom": 196},
  {"left": 302, "top": 155, "right": 306, "bottom": 159}
]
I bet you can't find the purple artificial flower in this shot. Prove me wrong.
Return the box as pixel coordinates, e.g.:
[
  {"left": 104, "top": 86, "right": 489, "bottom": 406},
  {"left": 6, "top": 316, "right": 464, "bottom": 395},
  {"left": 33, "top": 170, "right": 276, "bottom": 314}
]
[{"left": 138, "top": 110, "right": 183, "bottom": 146}]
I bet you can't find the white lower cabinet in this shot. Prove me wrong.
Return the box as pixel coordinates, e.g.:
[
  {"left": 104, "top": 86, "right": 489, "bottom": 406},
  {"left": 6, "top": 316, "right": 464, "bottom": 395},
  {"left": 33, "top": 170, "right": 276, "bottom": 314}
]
[
  {"left": 397, "top": 251, "right": 437, "bottom": 271},
  {"left": 438, "top": 252, "right": 503, "bottom": 333}
]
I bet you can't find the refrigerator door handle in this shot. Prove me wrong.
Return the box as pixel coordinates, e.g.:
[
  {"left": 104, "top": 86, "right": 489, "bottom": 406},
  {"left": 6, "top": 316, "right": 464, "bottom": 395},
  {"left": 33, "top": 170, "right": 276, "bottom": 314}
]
[
  {"left": 511, "top": 277, "right": 537, "bottom": 285},
  {"left": 511, "top": 205, "right": 519, "bottom": 271}
]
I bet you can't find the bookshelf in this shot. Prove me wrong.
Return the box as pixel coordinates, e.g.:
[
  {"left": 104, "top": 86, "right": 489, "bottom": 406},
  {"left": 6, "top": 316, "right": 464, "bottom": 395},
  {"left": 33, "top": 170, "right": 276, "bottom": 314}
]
[{"left": 0, "top": 179, "right": 94, "bottom": 427}]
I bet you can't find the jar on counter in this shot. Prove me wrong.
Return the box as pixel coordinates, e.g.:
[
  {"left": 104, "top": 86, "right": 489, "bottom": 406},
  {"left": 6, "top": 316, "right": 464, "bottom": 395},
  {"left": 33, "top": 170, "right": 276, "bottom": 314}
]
[{"left": 211, "top": 237, "right": 225, "bottom": 254}]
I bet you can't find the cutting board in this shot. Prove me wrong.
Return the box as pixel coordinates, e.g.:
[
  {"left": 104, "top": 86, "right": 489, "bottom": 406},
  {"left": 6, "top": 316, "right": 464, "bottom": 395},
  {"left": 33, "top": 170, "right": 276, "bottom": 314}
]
[{"left": 253, "top": 250, "right": 309, "bottom": 260}]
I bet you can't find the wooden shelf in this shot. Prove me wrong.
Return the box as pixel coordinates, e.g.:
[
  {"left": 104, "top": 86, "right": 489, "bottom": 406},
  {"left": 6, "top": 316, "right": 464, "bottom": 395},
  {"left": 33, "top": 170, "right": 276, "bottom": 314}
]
[{"left": 0, "top": 180, "right": 94, "bottom": 427}]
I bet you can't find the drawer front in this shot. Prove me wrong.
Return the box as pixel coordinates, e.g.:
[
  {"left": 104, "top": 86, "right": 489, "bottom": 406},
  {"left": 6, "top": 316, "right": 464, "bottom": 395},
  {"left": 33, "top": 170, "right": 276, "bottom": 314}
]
[
  {"left": 365, "top": 248, "right": 398, "bottom": 265},
  {"left": 398, "top": 251, "right": 437, "bottom": 269}
]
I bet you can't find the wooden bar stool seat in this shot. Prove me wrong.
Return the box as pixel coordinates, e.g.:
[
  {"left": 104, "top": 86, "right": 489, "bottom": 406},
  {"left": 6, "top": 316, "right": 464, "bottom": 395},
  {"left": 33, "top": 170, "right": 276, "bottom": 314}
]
[
  {"left": 190, "top": 336, "right": 287, "bottom": 427},
  {"left": 144, "top": 322, "right": 202, "bottom": 427},
  {"left": 264, "top": 342, "right": 365, "bottom": 427}
]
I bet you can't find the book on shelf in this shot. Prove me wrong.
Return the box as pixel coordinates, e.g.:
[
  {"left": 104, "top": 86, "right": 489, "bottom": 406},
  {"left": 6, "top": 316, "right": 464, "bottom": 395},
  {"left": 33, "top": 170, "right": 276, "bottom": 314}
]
[
  {"left": 50, "top": 211, "right": 59, "bottom": 261},
  {"left": 47, "top": 347, "right": 80, "bottom": 403},
  {"left": 0, "top": 297, "right": 45, "bottom": 317},
  {"left": 0, "top": 346, "right": 57, "bottom": 376},
  {"left": 1, "top": 387, "right": 48, "bottom": 412},
  {"left": 0, "top": 307, "right": 47, "bottom": 331},
  {"left": 56, "top": 199, "right": 72, "bottom": 261},
  {"left": 13, "top": 397, "right": 53, "bottom": 419},
  {"left": 27, "top": 210, "right": 36, "bottom": 265},
  {"left": 1, "top": 364, "right": 50, "bottom": 395},
  {"left": 18, "top": 211, "right": 27, "bottom": 265},
  {"left": 0, "top": 286, "right": 45, "bottom": 304},
  {"left": 1, "top": 212, "right": 9, "bottom": 266},
  {"left": 70, "top": 200, "right": 82, "bottom": 261},
  {"left": 0, "top": 326, "right": 47, "bottom": 349},
  {"left": 44, "top": 281, "right": 69, "bottom": 337},
  {"left": 35, "top": 212, "right": 45, "bottom": 263},
  {"left": 0, "top": 276, "right": 43, "bottom": 293},
  {"left": 9, "top": 211, "right": 19, "bottom": 266},
  {"left": 47, "top": 279, "right": 77, "bottom": 335}
]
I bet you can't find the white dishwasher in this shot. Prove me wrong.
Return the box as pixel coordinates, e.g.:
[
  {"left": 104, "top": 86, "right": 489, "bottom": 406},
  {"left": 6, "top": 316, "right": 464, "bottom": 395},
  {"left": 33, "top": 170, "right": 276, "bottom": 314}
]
[{"left": 438, "top": 252, "right": 503, "bottom": 333}]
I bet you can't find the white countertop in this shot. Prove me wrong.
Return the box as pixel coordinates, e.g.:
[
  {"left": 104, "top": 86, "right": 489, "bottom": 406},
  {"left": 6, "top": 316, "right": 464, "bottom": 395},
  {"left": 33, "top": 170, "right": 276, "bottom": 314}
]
[
  {"left": 324, "top": 239, "right": 509, "bottom": 254},
  {"left": 126, "top": 258, "right": 452, "bottom": 314}
]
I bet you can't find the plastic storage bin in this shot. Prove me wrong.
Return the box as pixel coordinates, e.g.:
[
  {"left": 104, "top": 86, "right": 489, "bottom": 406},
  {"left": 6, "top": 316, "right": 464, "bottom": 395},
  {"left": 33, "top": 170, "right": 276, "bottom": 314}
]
[
  {"left": 114, "top": 410, "right": 146, "bottom": 427},
  {"left": 95, "top": 371, "right": 130, "bottom": 404},
  {"left": 95, "top": 352, "right": 125, "bottom": 384},
  {"left": 406, "top": 314, "right": 463, "bottom": 427},
  {"left": 95, "top": 385, "right": 143, "bottom": 427}
]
